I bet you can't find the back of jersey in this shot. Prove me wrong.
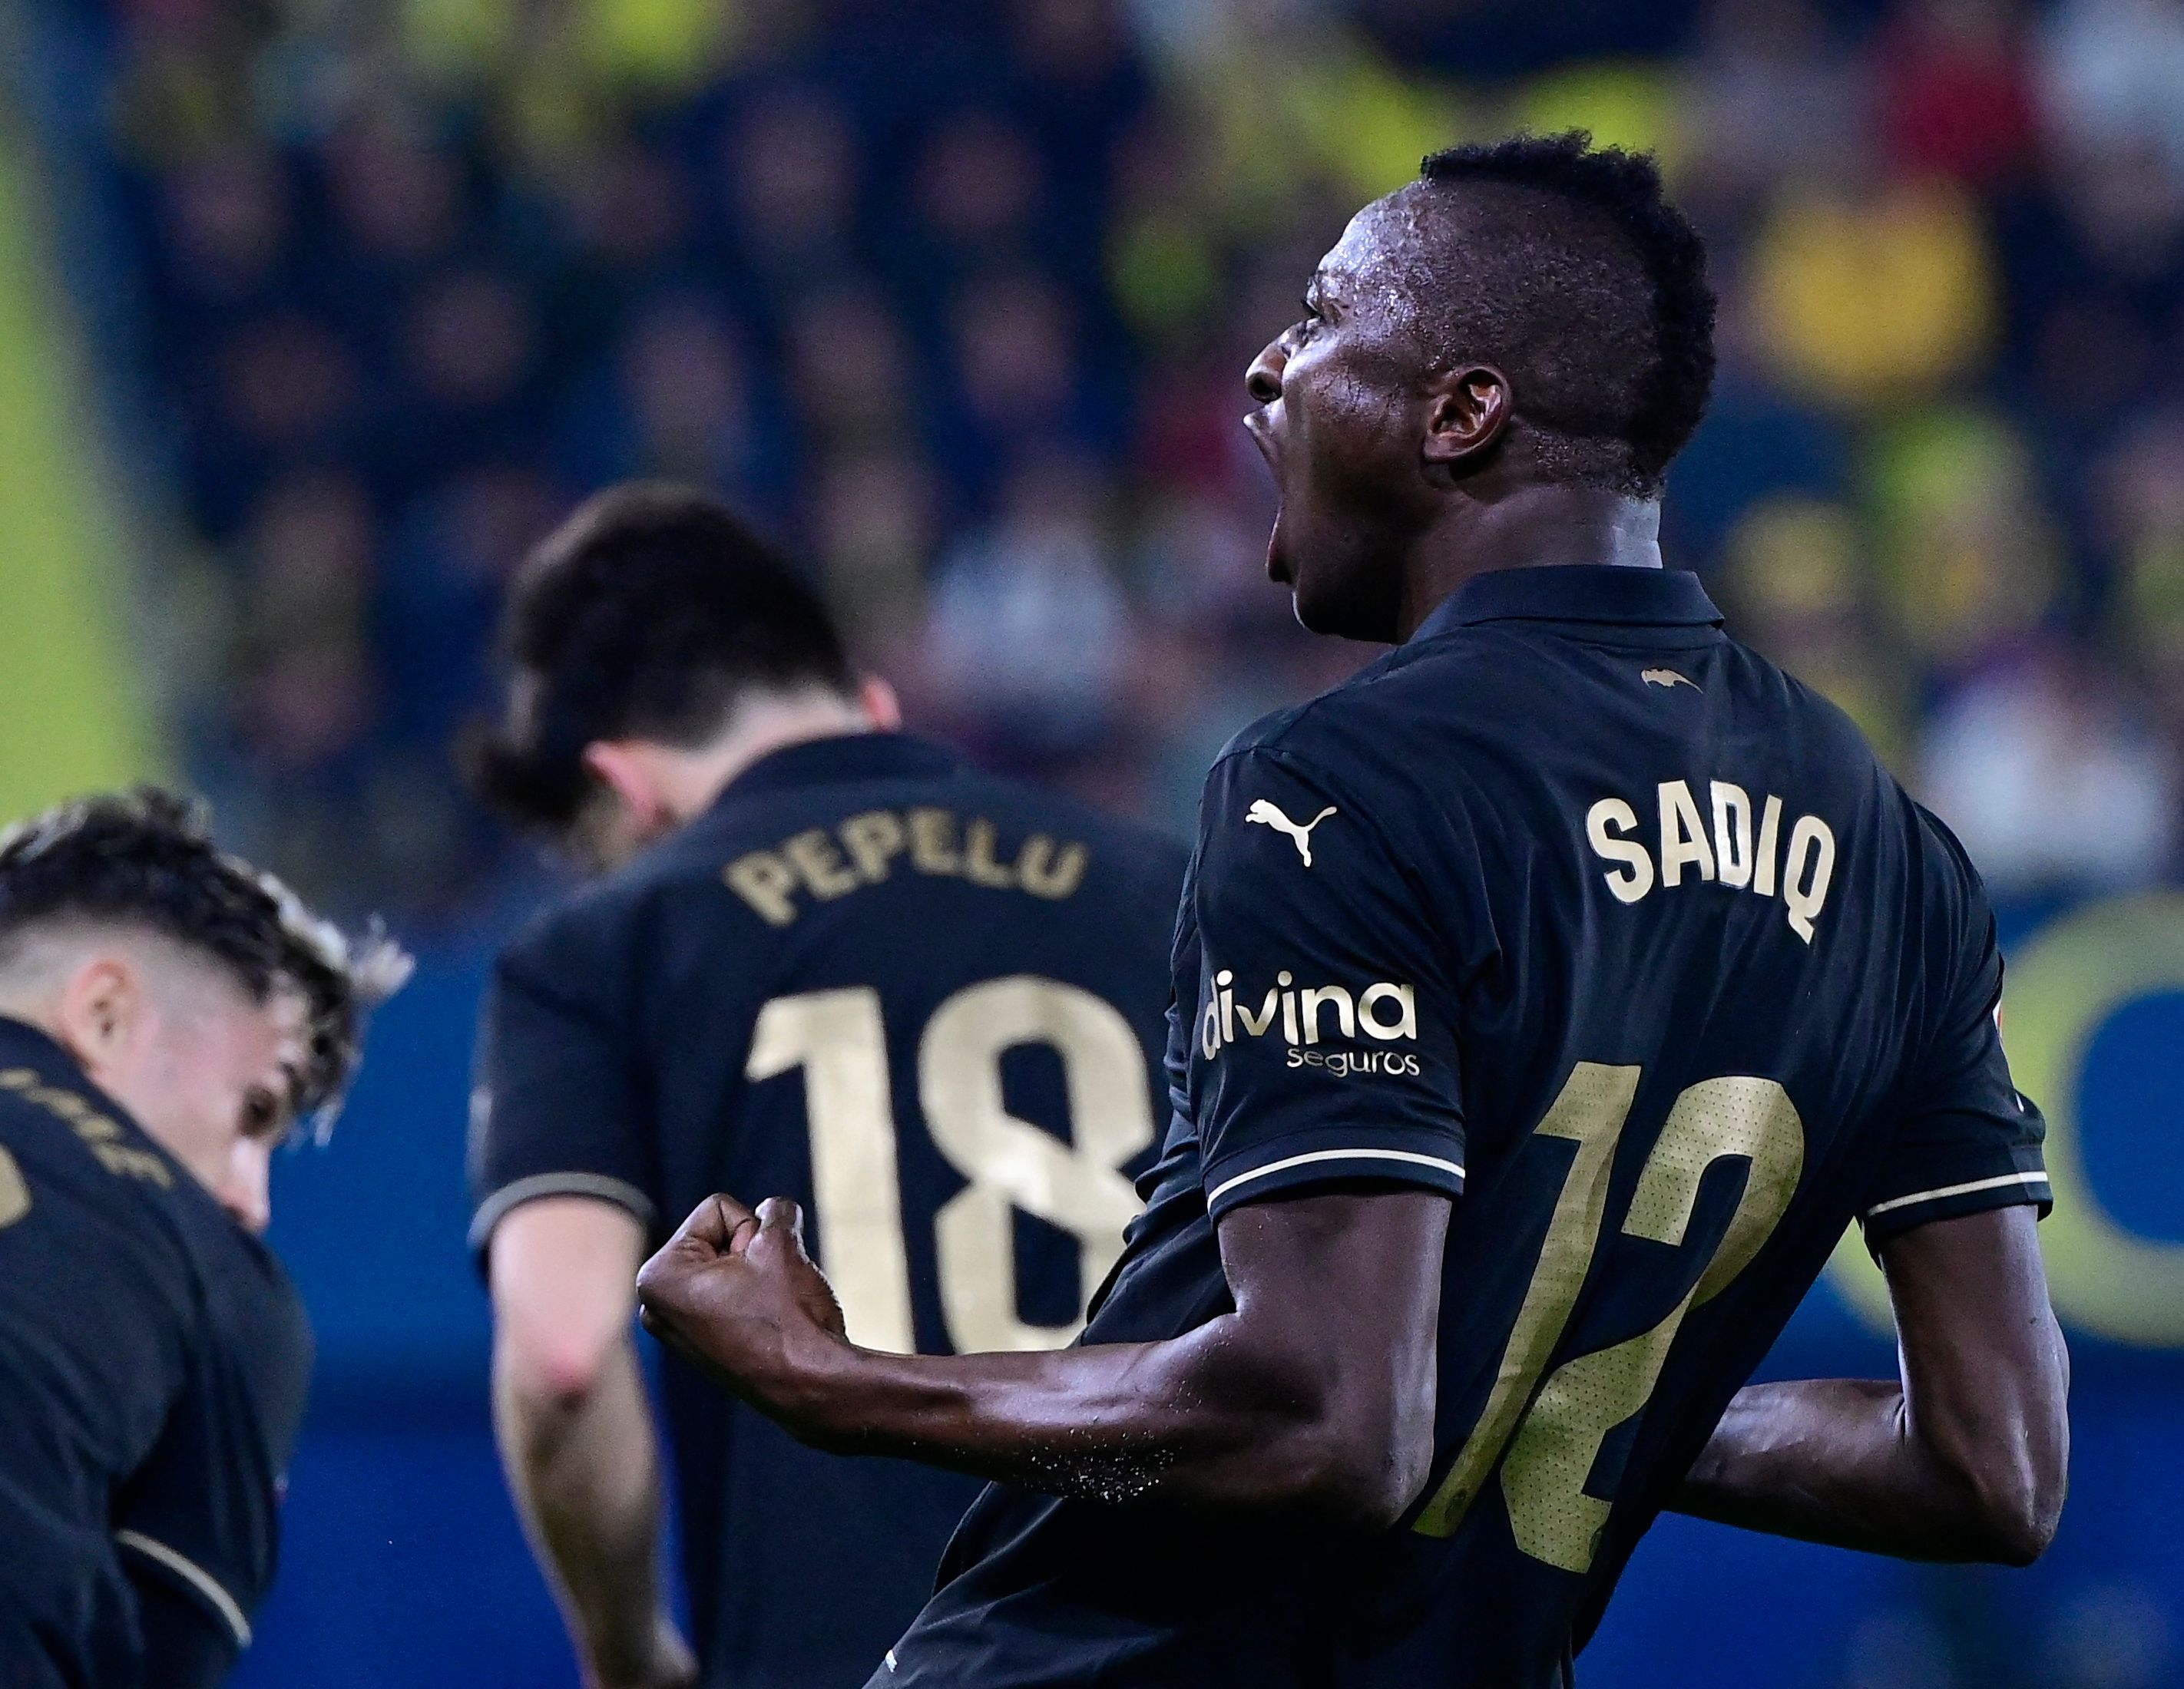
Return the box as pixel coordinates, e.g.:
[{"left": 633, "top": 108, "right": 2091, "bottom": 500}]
[
  {"left": 1169, "top": 567, "right": 2047, "bottom": 1687},
  {"left": 472, "top": 732, "right": 1186, "bottom": 1687}
]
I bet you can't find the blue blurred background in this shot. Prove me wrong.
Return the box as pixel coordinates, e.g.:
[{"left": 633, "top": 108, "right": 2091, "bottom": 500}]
[{"left": 0, "top": 0, "right": 2179, "bottom": 1683}]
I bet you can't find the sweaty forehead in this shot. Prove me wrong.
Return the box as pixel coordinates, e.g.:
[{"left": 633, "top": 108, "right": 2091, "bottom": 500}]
[{"left": 1304, "top": 197, "right": 1438, "bottom": 355}]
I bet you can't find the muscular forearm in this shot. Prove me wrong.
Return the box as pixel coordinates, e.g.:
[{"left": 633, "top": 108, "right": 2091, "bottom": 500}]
[
  {"left": 741, "top": 1312, "right": 1391, "bottom": 1517},
  {"left": 1671, "top": 1377, "right": 2054, "bottom": 1564},
  {"left": 494, "top": 1333, "right": 682, "bottom": 1684},
  {"left": 637, "top": 1188, "right": 1445, "bottom": 1530}
]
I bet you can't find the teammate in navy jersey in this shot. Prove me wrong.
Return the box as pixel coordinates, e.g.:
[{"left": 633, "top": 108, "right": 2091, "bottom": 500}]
[
  {"left": 464, "top": 484, "right": 1186, "bottom": 1689},
  {"left": 634, "top": 134, "right": 2070, "bottom": 1688},
  {"left": 0, "top": 788, "right": 401, "bottom": 1689}
]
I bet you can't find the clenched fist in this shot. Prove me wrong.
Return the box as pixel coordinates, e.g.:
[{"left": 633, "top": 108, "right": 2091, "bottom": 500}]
[{"left": 635, "top": 1193, "right": 849, "bottom": 1420}]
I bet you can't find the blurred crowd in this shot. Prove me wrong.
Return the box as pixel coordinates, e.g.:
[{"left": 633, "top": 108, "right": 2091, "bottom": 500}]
[{"left": 48, "top": 0, "right": 2184, "bottom": 924}]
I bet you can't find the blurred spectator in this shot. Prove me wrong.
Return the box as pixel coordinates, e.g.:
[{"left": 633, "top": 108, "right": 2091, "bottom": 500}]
[
  {"left": 2039, "top": 0, "right": 2184, "bottom": 183},
  {"left": 565, "top": 289, "right": 788, "bottom": 504},
  {"left": 1679, "top": 0, "right": 1866, "bottom": 220},
  {"left": 1866, "top": 406, "right": 2063, "bottom": 670},
  {"left": 721, "top": 85, "right": 861, "bottom": 288},
  {"left": 237, "top": 469, "right": 379, "bottom": 778},
  {"left": 1875, "top": 0, "right": 2039, "bottom": 187},
  {"left": 922, "top": 452, "right": 1134, "bottom": 765},
  {"left": 1920, "top": 640, "right": 2176, "bottom": 895},
  {"left": 1720, "top": 494, "right": 1914, "bottom": 765},
  {"left": 1746, "top": 155, "right": 1997, "bottom": 406},
  {"left": 809, "top": 447, "right": 941, "bottom": 656}
]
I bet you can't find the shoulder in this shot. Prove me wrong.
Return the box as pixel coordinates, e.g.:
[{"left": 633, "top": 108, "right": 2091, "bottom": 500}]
[
  {"left": 176, "top": 1218, "right": 313, "bottom": 1433},
  {"left": 0, "top": 1043, "right": 200, "bottom": 1241},
  {"left": 951, "top": 776, "right": 1196, "bottom": 934},
  {"left": 1905, "top": 796, "right": 1997, "bottom": 958},
  {"left": 493, "top": 821, "right": 742, "bottom": 990},
  {"left": 1201, "top": 652, "right": 1491, "bottom": 850},
  {"left": 991, "top": 778, "right": 1190, "bottom": 891}
]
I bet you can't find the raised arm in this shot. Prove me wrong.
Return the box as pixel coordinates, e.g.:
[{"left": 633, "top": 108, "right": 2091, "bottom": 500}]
[
  {"left": 492, "top": 1198, "right": 694, "bottom": 1689},
  {"left": 1671, "top": 1205, "right": 2067, "bottom": 1563},
  {"left": 636, "top": 1183, "right": 1448, "bottom": 1531}
]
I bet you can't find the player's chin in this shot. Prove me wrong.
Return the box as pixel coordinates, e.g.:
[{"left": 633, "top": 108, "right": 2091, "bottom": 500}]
[{"left": 1289, "top": 560, "right": 1387, "bottom": 642}]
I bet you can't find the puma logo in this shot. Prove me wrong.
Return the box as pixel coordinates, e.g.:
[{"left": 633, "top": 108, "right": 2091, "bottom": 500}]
[
  {"left": 1246, "top": 800, "right": 1338, "bottom": 866},
  {"left": 1642, "top": 668, "right": 1699, "bottom": 692}
]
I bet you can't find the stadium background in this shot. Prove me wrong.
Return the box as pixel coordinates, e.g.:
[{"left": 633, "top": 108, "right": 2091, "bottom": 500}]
[{"left": 0, "top": 0, "right": 2179, "bottom": 1681}]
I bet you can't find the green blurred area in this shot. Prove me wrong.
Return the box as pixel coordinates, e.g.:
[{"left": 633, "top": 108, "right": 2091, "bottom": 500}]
[{"left": 0, "top": 111, "right": 158, "bottom": 823}]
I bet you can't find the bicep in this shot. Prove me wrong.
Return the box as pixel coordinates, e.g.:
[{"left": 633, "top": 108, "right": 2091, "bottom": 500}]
[
  {"left": 1881, "top": 1206, "right": 2068, "bottom": 1453},
  {"left": 1214, "top": 1188, "right": 1450, "bottom": 1439},
  {"left": 491, "top": 1198, "right": 648, "bottom": 1393},
  {"left": 470, "top": 947, "right": 660, "bottom": 1257}
]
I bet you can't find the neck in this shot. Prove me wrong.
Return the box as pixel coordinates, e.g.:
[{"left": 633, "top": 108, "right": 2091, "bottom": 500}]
[
  {"left": 658, "top": 690, "right": 879, "bottom": 825},
  {"left": 1395, "top": 486, "right": 1663, "bottom": 641}
]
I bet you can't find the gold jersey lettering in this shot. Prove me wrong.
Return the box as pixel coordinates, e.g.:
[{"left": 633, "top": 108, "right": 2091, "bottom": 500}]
[
  {"left": 839, "top": 810, "right": 906, "bottom": 884},
  {"left": 783, "top": 829, "right": 859, "bottom": 901},
  {"left": 724, "top": 851, "right": 799, "bottom": 927},
  {"left": 1018, "top": 836, "right": 1087, "bottom": 899},
  {"left": 908, "top": 808, "right": 961, "bottom": 876}
]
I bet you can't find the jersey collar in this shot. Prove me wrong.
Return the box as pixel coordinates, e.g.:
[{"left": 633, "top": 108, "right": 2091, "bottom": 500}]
[
  {"left": 1413, "top": 564, "right": 1722, "bottom": 642},
  {"left": 720, "top": 731, "right": 966, "bottom": 803}
]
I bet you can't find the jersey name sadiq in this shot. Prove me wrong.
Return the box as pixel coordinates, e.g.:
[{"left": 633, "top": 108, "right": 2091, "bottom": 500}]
[
  {"left": 725, "top": 807, "right": 1088, "bottom": 927},
  {"left": 1586, "top": 779, "right": 1837, "bottom": 944}
]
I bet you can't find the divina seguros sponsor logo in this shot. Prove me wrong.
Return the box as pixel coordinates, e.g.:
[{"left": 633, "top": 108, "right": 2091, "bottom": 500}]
[{"left": 1200, "top": 967, "right": 1419, "bottom": 1073}]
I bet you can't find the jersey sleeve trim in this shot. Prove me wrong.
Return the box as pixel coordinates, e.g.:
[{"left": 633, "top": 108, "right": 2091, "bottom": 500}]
[
  {"left": 115, "top": 1529, "right": 251, "bottom": 1648},
  {"left": 1204, "top": 1135, "right": 1465, "bottom": 1221},
  {"left": 1859, "top": 1165, "right": 2052, "bottom": 1248},
  {"left": 1865, "top": 1168, "right": 2051, "bottom": 1219},
  {"left": 468, "top": 1172, "right": 657, "bottom": 1254}
]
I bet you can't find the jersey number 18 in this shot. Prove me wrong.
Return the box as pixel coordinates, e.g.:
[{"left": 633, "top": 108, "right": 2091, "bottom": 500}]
[{"left": 746, "top": 977, "right": 1156, "bottom": 1355}]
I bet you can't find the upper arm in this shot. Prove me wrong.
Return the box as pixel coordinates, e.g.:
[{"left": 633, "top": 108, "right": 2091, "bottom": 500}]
[
  {"left": 1880, "top": 1205, "right": 2069, "bottom": 1546},
  {"left": 470, "top": 918, "right": 660, "bottom": 1261},
  {"left": 1188, "top": 747, "right": 1468, "bottom": 1220},
  {"left": 491, "top": 1197, "right": 648, "bottom": 1400},
  {"left": 1881, "top": 1205, "right": 2067, "bottom": 1396},
  {"left": 1212, "top": 1187, "right": 1451, "bottom": 1522}
]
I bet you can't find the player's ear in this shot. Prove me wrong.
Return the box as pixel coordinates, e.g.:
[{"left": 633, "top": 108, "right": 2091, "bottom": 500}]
[
  {"left": 1421, "top": 365, "right": 1511, "bottom": 475},
  {"left": 859, "top": 676, "right": 902, "bottom": 732},
  {"left": 581, "top": 742, "right": 671, "bottom": 835},
  {"left": 54, "top": 953, "right": 147, "bottom": 1075}
]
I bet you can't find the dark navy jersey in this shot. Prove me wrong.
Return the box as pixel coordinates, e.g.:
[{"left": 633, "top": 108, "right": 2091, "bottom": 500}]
[
  {"left": 881, "top": 566, "right": 2050, "bottom": 1689},
  {"left": 0, "top": 1017, "right": 311, "bottom": 1688},
  {"left": 469, "top": 732, "right": 1188, "bottom": 1688}
]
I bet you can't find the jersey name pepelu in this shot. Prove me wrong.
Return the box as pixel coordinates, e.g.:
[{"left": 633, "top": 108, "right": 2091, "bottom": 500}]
[
  {"left": 1585, "top": 779, "right": 1838, "bottom": 944},
  {"left": 725, "top": 808, "right": 1090, "bottom": 927}
]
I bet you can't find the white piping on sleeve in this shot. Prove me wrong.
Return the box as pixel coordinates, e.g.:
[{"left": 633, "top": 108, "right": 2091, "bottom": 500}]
[
  {"left": 115, "top": 1529, "right": 251, "bottom": 1648},
  {"left": 1208, "top": 1146, "right": 1464, "bottom": 1208}
]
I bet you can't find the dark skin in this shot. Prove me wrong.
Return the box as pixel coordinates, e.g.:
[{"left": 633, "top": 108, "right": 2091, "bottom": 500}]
[
  {"left": 637, "top": 187, "right": 2069, "bottom": 1560},
  {"left": 1676, "top": 1205, "right": 2068, "bottom": 1563},
  {"left": 640, "top": 1188, "right": 1447, "bottom": 1529}
]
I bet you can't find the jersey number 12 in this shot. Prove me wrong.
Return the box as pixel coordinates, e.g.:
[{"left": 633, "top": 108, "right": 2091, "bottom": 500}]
[
  {"left": 746, "top": 977, "right": 1156, "bottom": 1356},
  {"left": 1412, "top": 1063, "right": 1805, "bottom": 1572}
]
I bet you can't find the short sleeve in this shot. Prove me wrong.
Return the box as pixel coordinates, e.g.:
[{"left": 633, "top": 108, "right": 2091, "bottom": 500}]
[
  {"left": 467, "top": 910, "right": 660, "bottom": 1258},
  {"left": 1860, "top": 825, "right": 2050, "bottom": 1248},
  {"left": 1188, "top": 747, "right": 1467, "bottom": 1222},
  {"left": 114, "top": 1248, "right": 312, "bottom": 1671}
]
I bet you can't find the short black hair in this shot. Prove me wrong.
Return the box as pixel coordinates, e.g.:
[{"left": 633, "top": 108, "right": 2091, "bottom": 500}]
[
  {"left": 0, "top": 788, "right": 409, "bottom": 1133},
  {"left": 464, "top": 482, "right": 853, "bottom": 834},
  {"left": 1411, "top": 131, "right": 1716, "bottom": 497}
]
